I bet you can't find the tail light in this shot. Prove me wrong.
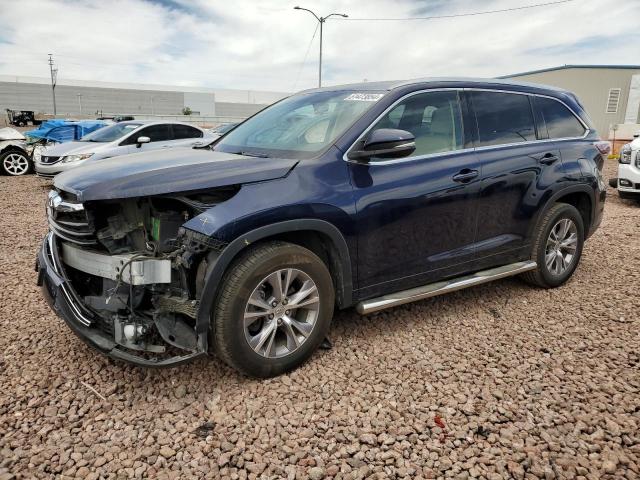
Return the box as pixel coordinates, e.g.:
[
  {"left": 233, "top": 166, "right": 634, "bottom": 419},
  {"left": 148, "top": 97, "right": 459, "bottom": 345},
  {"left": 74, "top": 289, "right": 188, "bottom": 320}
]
[{"left": 594, "top": 141, "right": 611, "bottom": 156}]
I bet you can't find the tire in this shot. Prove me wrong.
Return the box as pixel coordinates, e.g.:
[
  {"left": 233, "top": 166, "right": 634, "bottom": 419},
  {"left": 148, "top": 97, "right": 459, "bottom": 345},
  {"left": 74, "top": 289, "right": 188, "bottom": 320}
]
[
  {"left": 0, "top": 150, "right": 32, "bottom": 176},
  {"left": 212, "top": 241, "right": 335, "bottom": 377},
  {"left": 522, "top": 203, "right": 584, "bottom": 288}
]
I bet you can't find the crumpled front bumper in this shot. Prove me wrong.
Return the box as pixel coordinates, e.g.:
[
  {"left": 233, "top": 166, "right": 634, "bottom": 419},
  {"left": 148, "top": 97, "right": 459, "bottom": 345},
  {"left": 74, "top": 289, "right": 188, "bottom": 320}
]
[{"left": 36, "top": 232, "right": 206, "bottom": 367}]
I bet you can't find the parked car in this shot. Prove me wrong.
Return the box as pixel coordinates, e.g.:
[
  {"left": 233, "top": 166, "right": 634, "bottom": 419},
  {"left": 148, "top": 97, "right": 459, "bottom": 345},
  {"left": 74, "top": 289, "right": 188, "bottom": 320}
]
[
  {"left": 207, "top": 122, "right": 240, "bottom": 139},
  {"left": 0, "top": 127, "right": 32, "bottom": 176},
  {"left": 6, "top": 109, "right": 42, "bottom": 127},
  {"left": 610, "top": 134, "right": 640, "bottom": 200},
  {"left": 26, "top": 119, "right": 110, "bottom": 146},
  {"left": 34, "top": 120, "right": 209, "bottom": 177},
  {"left": 37, "top": 78, "right": 608, "bottom": 377}
]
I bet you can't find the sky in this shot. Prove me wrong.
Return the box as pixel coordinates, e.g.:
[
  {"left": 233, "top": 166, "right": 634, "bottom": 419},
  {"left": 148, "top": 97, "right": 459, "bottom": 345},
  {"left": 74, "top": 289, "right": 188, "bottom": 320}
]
[{"left": 0, "top": 0, "right": 638, "bottom": 93}]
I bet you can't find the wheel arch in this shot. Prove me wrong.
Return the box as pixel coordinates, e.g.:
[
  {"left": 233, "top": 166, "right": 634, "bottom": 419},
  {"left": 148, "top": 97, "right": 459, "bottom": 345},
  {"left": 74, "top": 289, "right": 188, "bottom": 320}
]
[
  {"left": 194, "top": 219, "right": 353, "bottom": 343},
  {"left": 0, "top": 144, "right": 29, "bottom": 156},
  {"left": 529, "top": 185, "right": 595, "bottom": 241}
]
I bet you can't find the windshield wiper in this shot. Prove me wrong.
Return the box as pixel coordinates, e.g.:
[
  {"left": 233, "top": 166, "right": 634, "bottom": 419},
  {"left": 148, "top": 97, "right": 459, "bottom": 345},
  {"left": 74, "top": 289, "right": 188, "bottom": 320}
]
[{"left": 231, "top": 150, "right": 269, "bottom": 158}]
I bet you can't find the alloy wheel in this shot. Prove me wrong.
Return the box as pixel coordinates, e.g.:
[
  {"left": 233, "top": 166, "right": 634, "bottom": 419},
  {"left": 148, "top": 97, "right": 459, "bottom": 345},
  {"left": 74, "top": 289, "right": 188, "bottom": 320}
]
[
  {"left": 545, "top": 218, "right": 578, "bottom": 276},
  {"left": 244, "top": 268, "right": 320, "bottom": 358},
  {"left": 3, "top": 153, "right": 30, "bottom": 176}
]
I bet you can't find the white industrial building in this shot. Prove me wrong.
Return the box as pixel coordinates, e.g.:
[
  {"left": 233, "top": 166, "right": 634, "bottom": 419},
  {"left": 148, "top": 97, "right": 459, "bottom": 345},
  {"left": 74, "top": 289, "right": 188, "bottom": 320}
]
[{"left": 0, "top": 75, "right": 289, "bottom": 122}]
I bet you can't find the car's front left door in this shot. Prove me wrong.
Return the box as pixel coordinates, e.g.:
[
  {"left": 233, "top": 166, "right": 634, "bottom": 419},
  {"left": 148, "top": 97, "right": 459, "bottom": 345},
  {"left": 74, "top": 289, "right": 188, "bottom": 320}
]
[
  {"left": 122, "top": 124, "right": 173, "bottom": 153},
  {"left": 348, "top": 89, "right": 481, "bottom": 299}
]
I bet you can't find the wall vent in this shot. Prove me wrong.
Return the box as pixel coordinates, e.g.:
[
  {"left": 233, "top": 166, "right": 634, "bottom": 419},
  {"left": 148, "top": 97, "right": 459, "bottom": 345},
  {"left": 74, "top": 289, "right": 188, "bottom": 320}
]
[{"left": 606, "top": 88, "right": 621, "bottom": 114}]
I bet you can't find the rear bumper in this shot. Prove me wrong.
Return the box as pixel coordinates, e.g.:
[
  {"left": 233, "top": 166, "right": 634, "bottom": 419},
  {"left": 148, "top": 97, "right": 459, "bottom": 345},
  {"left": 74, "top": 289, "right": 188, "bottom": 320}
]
[{"left": 36, "top": 232, "right": 205, "bottom": 367}]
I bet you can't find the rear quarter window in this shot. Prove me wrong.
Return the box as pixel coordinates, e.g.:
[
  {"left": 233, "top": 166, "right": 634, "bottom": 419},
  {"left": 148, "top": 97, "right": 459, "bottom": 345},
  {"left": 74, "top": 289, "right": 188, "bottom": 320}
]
[{"left": 535, "top": 97, "right": 586, "bottom": 139}]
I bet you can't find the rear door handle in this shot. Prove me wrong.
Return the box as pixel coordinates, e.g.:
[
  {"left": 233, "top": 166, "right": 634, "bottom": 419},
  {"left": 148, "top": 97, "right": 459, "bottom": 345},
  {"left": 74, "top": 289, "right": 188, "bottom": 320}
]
[
  {"left": 452, "top": 169, "right": 479, "bottom": 183},
  {"left": 539, "top": 153, "right": 559, "bottom": 165}
]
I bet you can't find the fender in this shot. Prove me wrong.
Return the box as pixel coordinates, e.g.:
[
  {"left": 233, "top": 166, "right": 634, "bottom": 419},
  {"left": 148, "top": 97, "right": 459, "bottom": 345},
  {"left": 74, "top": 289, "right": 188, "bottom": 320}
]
[
  {"left": 527, "top": 183, "right": 596, "bottom": 241},
  {"left": 194, "top": 219, "right": 353, "bottom": 347}
]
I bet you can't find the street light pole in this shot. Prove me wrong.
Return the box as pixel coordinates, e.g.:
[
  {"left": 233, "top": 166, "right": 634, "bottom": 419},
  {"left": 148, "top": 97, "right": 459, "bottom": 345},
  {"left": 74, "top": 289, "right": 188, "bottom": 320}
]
[
  {"left": 294, "top": 7, "right": 348, "bottom": 88},
  {"left": 48, "top": 54, "right": 58, "bottom": 115}
]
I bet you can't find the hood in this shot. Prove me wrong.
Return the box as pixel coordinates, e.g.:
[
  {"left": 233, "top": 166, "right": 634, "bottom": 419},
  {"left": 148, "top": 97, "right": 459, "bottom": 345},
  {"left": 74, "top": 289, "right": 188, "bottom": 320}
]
[
  {"left": 0, "top": 127, "right": 26, "bottom": 141},
  {"left": 54, "top": 148, "right": 298, "bottom": 202},
  {"left": 43, "top": 141, "right": 109, "bottom": 157}
]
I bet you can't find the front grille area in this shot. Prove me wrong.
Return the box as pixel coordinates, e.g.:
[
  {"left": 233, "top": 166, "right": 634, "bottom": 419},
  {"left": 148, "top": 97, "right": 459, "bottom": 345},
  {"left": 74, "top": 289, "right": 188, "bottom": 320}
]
[
  {"left": 41, "top": 155, "right": 61, "bottom": 165},
  {"left": 47, "top": 190, "right": 97, "bottom": 245}
]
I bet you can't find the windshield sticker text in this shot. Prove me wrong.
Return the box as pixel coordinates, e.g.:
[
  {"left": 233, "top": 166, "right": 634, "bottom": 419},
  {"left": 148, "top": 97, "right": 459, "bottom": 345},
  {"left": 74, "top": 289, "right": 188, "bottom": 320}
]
[{"left": 344, "top": 93, "right": 384, "bottom": 102}]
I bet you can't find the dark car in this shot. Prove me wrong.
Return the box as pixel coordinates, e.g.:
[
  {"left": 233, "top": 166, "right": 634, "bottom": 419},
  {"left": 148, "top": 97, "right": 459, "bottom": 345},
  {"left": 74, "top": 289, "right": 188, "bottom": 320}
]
[{"left": 37, "top": 78, "right": 608, "bottom": 377}]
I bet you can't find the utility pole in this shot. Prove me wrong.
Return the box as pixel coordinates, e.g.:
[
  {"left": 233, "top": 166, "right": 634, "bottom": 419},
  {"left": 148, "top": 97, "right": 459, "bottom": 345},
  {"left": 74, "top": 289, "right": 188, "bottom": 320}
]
[
  {"left": 77, "top": 94, "right": 83, "bottom": 115},
  {"left": 294, "top": 7, "right": 348, "bottom": 88},
  {"left": 48, "top": 54, "right": 58, "bottom": 115}
]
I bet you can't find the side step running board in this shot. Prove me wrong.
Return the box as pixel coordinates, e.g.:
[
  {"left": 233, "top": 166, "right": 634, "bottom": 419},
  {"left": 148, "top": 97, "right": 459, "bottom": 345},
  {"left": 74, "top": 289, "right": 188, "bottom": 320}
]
[{"left": 356, "top": 261, "right": 537, "bottom": 315}]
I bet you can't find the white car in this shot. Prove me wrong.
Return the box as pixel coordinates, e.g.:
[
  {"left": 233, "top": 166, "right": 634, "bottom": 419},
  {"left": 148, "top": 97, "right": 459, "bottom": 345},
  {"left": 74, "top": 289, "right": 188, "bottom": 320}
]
[
  {"left": 34, "top": 121, "right": 210, "bottom": 177},
  {"left": 614, "top": 134, "right": 640, "bottom": 200},
  {"left": 0, "top": 127, "right": 32, "bottom": 176}
]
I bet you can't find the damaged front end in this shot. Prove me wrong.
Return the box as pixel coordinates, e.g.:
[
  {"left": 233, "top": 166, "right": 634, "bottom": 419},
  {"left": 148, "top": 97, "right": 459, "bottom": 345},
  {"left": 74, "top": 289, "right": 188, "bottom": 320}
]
[{"left": 37, "top": 188, "right": 235, "bottom": 366}]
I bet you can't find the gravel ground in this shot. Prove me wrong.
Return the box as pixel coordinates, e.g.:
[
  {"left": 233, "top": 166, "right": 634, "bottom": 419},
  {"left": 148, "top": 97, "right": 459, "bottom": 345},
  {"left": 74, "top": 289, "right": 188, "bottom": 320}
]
[{"left": 0, "top": 160, "right": 639, "bottom": 480}]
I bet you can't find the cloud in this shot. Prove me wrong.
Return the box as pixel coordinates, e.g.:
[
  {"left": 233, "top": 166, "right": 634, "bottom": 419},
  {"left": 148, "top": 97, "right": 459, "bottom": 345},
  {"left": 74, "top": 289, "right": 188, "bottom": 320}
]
[{"left": 0, "top": 0, "right": 638, "bottom": 92}]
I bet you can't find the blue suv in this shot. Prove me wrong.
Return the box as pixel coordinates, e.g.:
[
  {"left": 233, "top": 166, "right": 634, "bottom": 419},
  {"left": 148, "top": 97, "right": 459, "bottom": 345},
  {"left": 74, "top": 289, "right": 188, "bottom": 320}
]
[{"left": 37, "top": 78, "right": 608, "bottom": 377}]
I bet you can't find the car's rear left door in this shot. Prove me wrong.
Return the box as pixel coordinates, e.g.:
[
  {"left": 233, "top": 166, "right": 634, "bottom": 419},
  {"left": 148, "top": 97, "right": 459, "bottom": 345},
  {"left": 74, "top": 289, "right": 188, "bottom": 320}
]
[
  {"left": 468, "top": 90, "right": 566, "bottom": 267},
  {"left": 170, "top": 124, "right": 204, "bottom": 148}
]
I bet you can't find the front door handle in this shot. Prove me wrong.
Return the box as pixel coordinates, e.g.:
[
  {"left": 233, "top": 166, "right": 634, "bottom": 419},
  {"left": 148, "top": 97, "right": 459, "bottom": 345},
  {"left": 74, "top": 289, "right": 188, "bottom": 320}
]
[
  {"left": 452, "top": 169, "right": 479, "bottom": 183},
  {"left": 539, "top": 153, "right": 559, "bottom": 165}
]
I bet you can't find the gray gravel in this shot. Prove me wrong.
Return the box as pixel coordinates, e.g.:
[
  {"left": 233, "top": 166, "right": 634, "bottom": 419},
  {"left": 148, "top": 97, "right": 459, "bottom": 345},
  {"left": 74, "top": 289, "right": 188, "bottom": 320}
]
[{"left": 1, "top": 160, "right": 639, "bottom": 479}]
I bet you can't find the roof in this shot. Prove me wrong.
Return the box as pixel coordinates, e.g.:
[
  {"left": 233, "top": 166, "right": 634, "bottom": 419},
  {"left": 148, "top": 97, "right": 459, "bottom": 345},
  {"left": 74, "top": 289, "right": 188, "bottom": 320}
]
[
  {"left": 0, "top": 75, "right": 289, "bottom": 103},
  {"left": 117, "top": 120, "right": 202, "bottom": 128},
  {"left": 300, "top": 76, "right": 570, "bottom": 94},
  {"left": 500, "top": 64, "right": 640, "bottom": 79}
]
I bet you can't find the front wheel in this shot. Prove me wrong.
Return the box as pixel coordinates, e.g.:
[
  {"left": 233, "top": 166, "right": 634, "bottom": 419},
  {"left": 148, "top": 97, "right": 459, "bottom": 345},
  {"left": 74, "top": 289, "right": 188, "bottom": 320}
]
[
  {"left": 212, "top": 241, "right": 335, "bottom": 377},
  {"left": 1, "top": 150, "right": 32, "bottom": 176},
  {"left": 522, "top": 203, "right": 584, "bottom": 288}
]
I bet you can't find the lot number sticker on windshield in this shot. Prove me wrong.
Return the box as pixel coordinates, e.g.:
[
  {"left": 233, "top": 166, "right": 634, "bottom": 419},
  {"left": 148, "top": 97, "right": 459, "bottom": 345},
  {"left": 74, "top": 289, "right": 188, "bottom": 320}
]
[{"left": 344, "top": 93, "right": 384, "bottom": 102}]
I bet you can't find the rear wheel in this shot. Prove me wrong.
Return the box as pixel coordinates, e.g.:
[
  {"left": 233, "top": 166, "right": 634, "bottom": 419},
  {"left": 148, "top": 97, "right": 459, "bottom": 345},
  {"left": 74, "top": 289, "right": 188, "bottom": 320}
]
[
  {"left": 1, "top": 150, "right": 32, "bottom": 176},
  {"left": 212, "top": 241, "right": 335, "bottom": 377},
  {"left": 522, "top": 203, "right": 584, "bottom": 288}
]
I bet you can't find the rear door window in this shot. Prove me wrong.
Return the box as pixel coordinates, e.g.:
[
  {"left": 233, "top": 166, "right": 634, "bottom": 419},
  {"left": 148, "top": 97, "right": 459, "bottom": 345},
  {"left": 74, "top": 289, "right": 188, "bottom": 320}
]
[
  {"left": 534, "top": 96, "right": 586, "bottom": 139},
  {"left": 172, "top": 124, "right": 203, "bottom": 139},
  {"left": 471, "top": 91, "right": 536, "bottom": 146}
]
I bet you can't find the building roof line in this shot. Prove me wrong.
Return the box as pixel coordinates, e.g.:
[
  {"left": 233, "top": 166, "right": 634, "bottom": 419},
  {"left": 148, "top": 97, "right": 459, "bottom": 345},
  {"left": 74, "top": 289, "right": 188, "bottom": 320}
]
[
  {"left": 499, "top": 64, "right": 640, "bottom": 79},
  {"left": 0, "top": 74, "right": 290, "bottom": 96}
]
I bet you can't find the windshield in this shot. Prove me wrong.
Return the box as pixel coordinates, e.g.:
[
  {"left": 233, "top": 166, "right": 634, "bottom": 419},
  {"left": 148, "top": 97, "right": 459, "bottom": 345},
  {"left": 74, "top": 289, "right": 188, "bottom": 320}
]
[
  {"left": 80, "top": 123, "right": 142, "bottom": 142},
  {"left": 214, "top": 90, "right": 385, "bottom": 158}
]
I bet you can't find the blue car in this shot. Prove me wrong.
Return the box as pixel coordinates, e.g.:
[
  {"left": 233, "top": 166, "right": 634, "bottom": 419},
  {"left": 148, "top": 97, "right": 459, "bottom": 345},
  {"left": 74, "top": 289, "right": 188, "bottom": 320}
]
[{"left": 37, "top": 78, "right": 608, "bottom": 376}]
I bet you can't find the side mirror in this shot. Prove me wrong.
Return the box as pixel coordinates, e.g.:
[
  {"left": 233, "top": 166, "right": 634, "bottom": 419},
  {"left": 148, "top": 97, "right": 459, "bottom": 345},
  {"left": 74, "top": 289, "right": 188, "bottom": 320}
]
[
  {"left": 136, "top": 136, "right": 151, "bottom": 147},
  {"left": 348, "top": 128, "right": 416, "bottom": 161}
]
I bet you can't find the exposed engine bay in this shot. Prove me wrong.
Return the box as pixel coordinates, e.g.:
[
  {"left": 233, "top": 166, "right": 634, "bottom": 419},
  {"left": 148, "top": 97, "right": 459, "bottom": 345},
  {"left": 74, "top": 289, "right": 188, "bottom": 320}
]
[{"left": 47, "top": 187, "right": 237, "bottom": 362}]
